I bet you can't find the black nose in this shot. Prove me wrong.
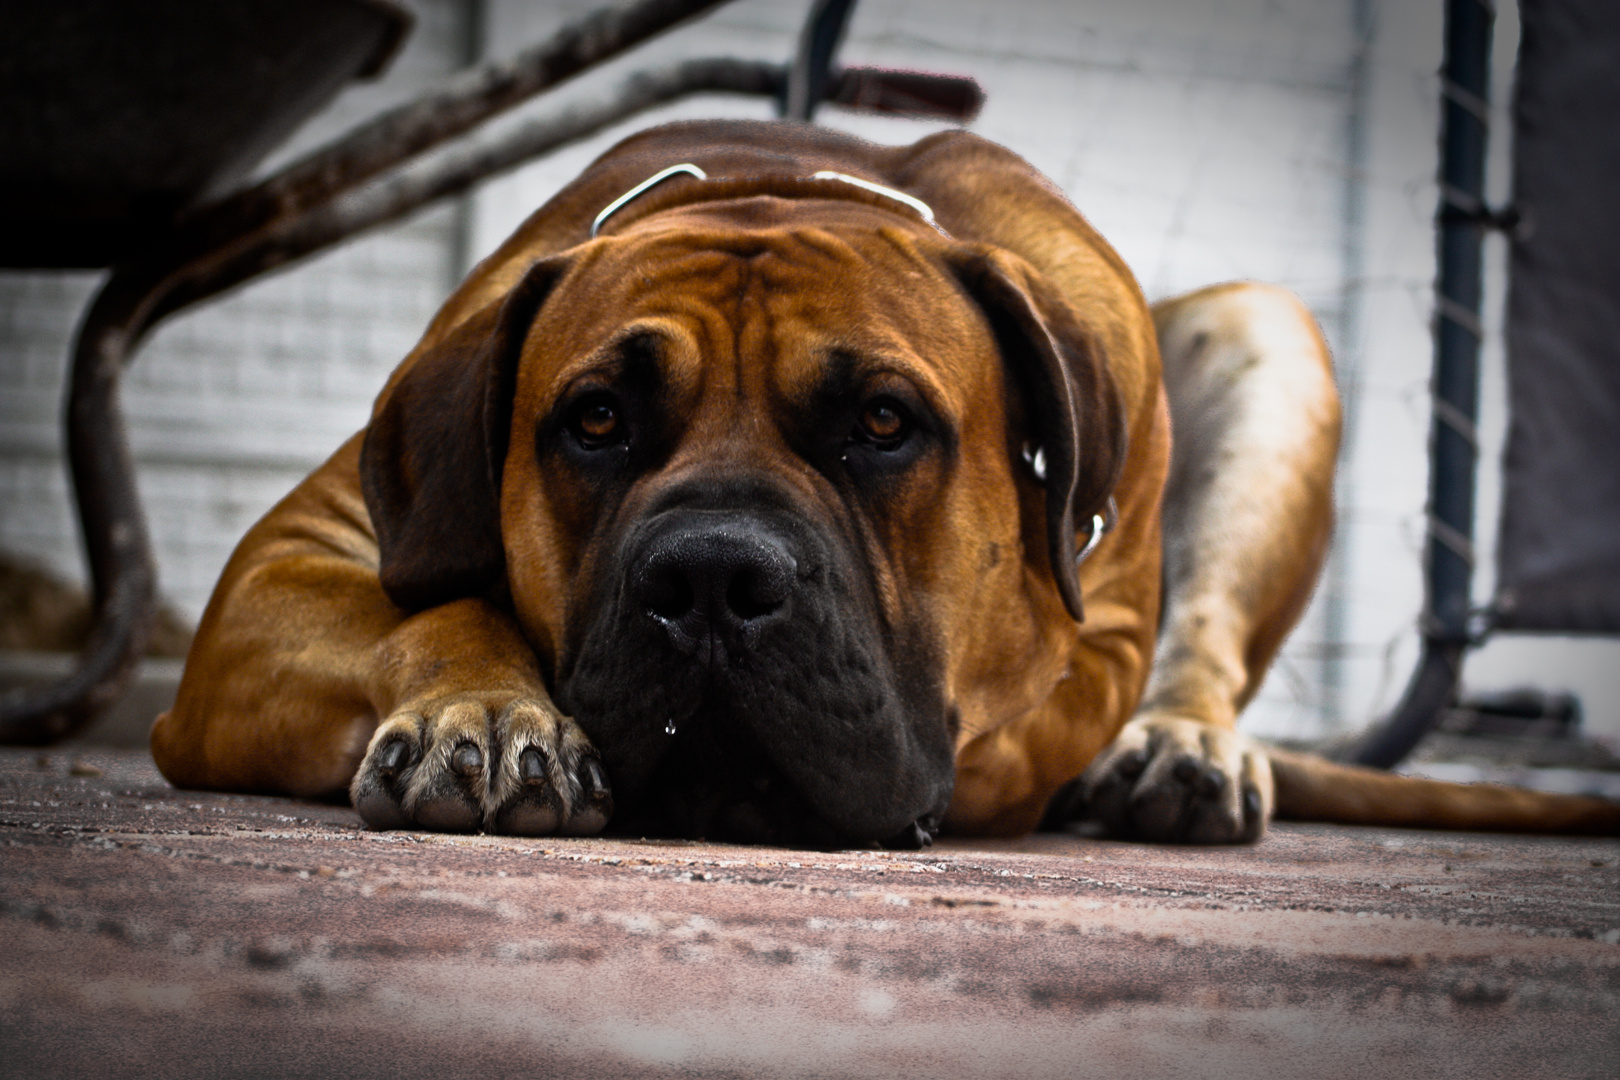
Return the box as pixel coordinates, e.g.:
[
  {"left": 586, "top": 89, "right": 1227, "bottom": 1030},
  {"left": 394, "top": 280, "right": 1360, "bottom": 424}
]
[{"left": 631, "top": 517, "right": 797, "bottom": 659}]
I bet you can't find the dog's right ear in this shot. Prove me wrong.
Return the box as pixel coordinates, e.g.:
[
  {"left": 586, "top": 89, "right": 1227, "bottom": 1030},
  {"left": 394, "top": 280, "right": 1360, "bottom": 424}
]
[{"left": 360, "top": 255, "right": 572, "bottom": 612}]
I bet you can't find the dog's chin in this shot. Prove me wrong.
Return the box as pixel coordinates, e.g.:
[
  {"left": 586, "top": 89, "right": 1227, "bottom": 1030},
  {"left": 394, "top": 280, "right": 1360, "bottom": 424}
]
[
  {"left": 606, "top": 716, "right": 941, "bottom": 850},
  {"left": 558, "top": 603, "right": 956, "bottom": 849}
]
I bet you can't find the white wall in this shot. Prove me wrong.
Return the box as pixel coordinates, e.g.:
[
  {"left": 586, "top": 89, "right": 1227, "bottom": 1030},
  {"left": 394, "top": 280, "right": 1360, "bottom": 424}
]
[{"left": 1, "top": 0, "right": 1614, "bottom": 744}]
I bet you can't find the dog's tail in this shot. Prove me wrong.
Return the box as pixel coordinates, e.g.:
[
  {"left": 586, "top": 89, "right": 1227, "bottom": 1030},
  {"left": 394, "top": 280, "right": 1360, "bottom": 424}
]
[{"left": 1266, "top": 748, "right": 1620, "bottom": 836}]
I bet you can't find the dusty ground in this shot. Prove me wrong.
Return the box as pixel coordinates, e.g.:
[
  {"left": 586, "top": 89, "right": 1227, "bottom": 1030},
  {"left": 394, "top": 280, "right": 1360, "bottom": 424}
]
[{"left": 2, "top": 747, "right": 1617, "bottom": 1080}]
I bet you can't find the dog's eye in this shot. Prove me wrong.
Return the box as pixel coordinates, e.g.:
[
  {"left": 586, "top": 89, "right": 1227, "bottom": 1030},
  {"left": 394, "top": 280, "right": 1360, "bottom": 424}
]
[
  {"left": 571, "top": 396, "right": 625, "bottom": 449},
  {"left": 854, "top": 400, "right": 910, "bottom": 450}
]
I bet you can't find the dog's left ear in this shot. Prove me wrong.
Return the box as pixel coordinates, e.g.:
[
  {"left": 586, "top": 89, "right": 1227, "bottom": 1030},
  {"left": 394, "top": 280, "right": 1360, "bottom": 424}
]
[
  {"left": 360, "top": 255, "right": 572, "bottom": 611},
  {"left": 948, "top": 246, "right": 1128, "bottom": 622}
]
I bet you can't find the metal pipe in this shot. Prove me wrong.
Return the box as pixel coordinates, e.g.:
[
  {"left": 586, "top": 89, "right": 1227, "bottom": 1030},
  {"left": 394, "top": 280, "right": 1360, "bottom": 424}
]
[
  {"left": 150, "top": 60, "right": 981, "bottom": 334},
  {"left": 1344, "top": 642, "right": 1467, "bottom": 769},
  {"left": 1348, "top": 0, "right": 1495, "bottom": 768},
  {"left": 152, "top": 57, "right": 786, "bottom": 322},
  {"left": 784, "top": 0, "right": 857, "bottom": 121},
  {"left": 0, "top": 283, "right": 157, "bottom": 744},
  {"left": 171, "top": 0, "right": 731, "bottom": 259}
]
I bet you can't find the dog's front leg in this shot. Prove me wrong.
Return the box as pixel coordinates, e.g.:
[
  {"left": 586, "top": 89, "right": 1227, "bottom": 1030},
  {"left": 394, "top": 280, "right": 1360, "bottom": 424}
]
[
  {"left": 350, "top": 597, "right": 611, "bottom": 834},
  {"left": 1079, "top": 283, "right": 1340, "bottom": 843},
  {"left": 153, "top": 438, "right": 610, "bottom": 837}
]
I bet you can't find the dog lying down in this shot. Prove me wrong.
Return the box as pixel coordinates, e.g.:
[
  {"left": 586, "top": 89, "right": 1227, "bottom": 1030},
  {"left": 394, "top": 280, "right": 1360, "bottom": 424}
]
[{"left": 150, "top": 121, "right": 1620, "bottom": 848}]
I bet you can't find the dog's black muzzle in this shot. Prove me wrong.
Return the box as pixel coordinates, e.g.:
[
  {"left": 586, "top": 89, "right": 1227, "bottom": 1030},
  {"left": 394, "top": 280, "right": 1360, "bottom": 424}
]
[{"left": 557, "top": 487, "right": 955, "bottom": 849}]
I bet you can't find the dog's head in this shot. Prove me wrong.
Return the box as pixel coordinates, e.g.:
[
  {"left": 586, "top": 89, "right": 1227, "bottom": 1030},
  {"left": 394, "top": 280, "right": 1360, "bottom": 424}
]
[{"left": 361, "top": 183, "right": 1124, "bottom": 847}]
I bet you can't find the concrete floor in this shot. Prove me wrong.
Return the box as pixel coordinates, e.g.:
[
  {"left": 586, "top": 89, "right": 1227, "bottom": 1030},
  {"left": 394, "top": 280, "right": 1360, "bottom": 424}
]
[{"left": 2, "top": 748, "right": 1617, "bottom": 1080}]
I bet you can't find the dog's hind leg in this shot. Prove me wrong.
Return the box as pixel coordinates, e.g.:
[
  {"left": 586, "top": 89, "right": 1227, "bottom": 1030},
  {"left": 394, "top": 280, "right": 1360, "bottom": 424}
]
[{"left": 1076, "top": 282, "right": 1341, "bottom": 842}]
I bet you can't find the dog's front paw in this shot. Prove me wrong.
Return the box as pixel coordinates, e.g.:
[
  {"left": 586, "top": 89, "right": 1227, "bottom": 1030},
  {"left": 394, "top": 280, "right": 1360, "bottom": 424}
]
[
  {"left": 1078, "top": 714, "right": 1273, "bottom": 843},
  {"left": 350, "top": 696, "right": 612, "bottom": 836}
]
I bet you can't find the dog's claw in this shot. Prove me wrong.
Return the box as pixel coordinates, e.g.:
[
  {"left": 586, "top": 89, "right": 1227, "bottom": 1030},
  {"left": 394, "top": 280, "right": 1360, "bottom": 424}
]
[
  {"left": 1244, "top": 787, "right": 1263, "bottom": 825},
  {"left": 519, "top": 746, "right": 548, "bottom": 784},
  {"left": 561, "top": 756, "right": 613, "bottom": 836},
  {"left": 376, "top": 739, "right": 410, "bottom": 778},
  {"left": 880, "top": 816, "right": 938, "bottom": 850},
  {"left": 582, "top": 757, "right": 608, "bottom": 797},
  {"left": 452, "top": 742, "right": 483, "bottom": 776},
  {"left": 497, "top": 743, "right": 565, "bottom": 835},
  {"left": 353, "top": 731, "right": 416, "bottom": 829}
]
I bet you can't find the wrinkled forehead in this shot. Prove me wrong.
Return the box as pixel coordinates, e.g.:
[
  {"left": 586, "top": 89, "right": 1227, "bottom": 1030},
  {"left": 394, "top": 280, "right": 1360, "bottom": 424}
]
[{"left": 521, "top": 199, "right": 994, "bottom": 400}]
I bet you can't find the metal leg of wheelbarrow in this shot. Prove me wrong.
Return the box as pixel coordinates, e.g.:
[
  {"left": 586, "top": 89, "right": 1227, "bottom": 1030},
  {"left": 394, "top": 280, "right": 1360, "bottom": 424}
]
[
  {"left": 1346, "top": 0, "right": 1496, "bottom": 768},
  {"left": 784, "top": 0, "right": 858, "bottom": 120},
  {"left": 0, "top": 280, "right": 162, "bottom": 744}
]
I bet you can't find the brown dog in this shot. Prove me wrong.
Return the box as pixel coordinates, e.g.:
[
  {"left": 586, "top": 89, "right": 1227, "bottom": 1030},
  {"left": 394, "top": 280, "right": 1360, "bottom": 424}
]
[{"left": 151, "top": 120, "right": 1619, "bottom": 845}]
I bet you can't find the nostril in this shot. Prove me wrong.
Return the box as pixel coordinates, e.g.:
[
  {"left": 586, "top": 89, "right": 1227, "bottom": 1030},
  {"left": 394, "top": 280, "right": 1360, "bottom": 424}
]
[
  {"left": 642, "top": 568, "right": 695, "bottom": 623},
  {"left": 633, "top": 518, "right": 798, "bottom": 647},
  {"left": 726, "top": 570, "right": 785, "bottom": 623}
]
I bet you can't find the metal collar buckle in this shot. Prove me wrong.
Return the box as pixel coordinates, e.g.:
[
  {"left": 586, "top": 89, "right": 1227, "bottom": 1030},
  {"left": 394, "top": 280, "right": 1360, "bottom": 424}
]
[
  {"left": 1021, "top": 441, "right": 1117, "bottom": 567},
  {"left": 1075, "top": 497, "right": 1118, "bottom": 567}
]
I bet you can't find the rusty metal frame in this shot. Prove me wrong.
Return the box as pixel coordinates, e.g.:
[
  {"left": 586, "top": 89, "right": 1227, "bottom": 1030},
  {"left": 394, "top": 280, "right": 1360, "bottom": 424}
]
[
  {"left": 783, "top": 0, "right": 856, "bottom": 121},
  {"left": 0, "top": 0, "right": 983, "bottom": 743},
  {"left": 1344, "top": 0, "right": 1496, "bottom": 768}
]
